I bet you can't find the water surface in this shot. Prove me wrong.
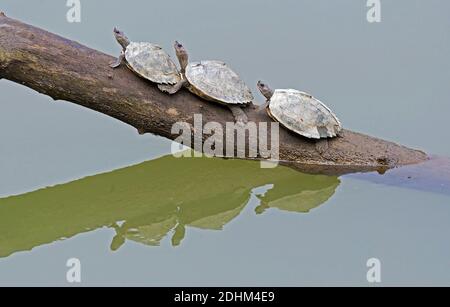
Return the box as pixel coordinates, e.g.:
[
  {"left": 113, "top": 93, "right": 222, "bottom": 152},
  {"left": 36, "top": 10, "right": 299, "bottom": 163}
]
[{"left": 1, "top": 0, "right": 449, "bottom": 286}]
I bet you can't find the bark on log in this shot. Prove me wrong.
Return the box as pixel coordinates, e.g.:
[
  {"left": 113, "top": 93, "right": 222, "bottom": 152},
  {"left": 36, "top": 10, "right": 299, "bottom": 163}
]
[{"left": 0, "top": 13, "right": 428, "bottom": 174}]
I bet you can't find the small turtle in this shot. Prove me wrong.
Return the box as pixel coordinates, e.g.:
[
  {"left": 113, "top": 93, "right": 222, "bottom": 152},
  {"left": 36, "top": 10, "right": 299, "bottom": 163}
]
[
  {"left": 160, "top": 41, "right": 253, "bottom": 124},
  {"left": 257, "top": 81, "right": 342, "bottom": 139},
  {"left": 110, "top": 28, "right": 181, "bottom": 89}
]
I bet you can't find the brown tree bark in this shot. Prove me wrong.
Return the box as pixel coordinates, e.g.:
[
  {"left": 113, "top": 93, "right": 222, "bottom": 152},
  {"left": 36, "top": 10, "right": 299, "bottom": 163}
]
[{"left": 0, "top": 13, "right": 428, "bottom": 174}]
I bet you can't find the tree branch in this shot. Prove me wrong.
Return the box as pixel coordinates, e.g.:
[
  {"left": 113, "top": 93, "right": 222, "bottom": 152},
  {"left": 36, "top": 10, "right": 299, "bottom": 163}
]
[{"left": 0, "top": 13, "right": 428, "bottom": 174}]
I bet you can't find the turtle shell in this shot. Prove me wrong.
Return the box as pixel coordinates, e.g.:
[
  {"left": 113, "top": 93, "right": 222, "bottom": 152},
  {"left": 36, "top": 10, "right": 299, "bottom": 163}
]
[
  {"left": 125, "top": 42, "right": 180, "bottom": 85},
  {"left": 267, "top": 89, "right": 342, "bottom": 139},
  {"left": 185, "top": 60, "right": 253, "bottom": 105}
]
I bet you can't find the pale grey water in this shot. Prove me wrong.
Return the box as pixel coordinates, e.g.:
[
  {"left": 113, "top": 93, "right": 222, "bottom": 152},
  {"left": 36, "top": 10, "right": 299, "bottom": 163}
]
[{"left": 0, "top": 0, "right": 449, "bottom": 286}]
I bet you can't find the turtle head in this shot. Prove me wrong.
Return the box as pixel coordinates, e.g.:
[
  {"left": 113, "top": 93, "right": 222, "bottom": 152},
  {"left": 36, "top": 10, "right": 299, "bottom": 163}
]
[
  {"left": 113, "top": 27, "right": 130, "bottom": 49},
  {"left": 257, "top": 81, "right": 274, "bottom": 100},
  {"left": 174, "top": 41, "right": 189, "bottom": 73}
]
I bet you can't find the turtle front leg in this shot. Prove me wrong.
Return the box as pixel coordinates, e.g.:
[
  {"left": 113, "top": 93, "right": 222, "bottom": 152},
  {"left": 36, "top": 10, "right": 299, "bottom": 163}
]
[
  {"left": 158, "top": 79, "right": 187, "bottom": 94},
  {"left": 228, "top": 105, "right": 248, "bottom": 124},
  {"left": 109, "top": 51, "right": 125, "bottom": 68}
]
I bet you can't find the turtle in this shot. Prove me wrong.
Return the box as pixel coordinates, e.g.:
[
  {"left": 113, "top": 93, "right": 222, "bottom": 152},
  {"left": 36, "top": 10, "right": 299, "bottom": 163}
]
[
  {"left": 109, "top": 28, "right": 181, "bottom": 90},
  {"left": 160, "top": 41, "right": 254, "bottom": 124},
  {"left": 257, "top": 81, "right": 342, "bottom": 139}
]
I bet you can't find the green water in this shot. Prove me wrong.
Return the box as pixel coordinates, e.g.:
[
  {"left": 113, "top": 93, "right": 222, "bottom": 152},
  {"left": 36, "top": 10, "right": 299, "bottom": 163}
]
[{"left": 1, "top": 0, "right": 449, "bottom": 286}]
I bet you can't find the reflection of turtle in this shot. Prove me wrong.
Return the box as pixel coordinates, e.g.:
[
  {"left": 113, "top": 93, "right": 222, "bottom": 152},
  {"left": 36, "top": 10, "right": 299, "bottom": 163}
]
[
  {"left": 110, "top": 217, "right": 177, "bottom": 251},
  {"left": 0, "top": 152, "right": 341, "bottom": 256},
  {"left": 111, "top": 187, "right": 250, "bottom": 248},
  {"left": 110, "top": 28, "right": 181, "bottom": 90},
  {"left": 160, "top": 41, "right": 253, "bottom": 124},
  {"left": 255, "top": 176, "right": 340, "bottom": 214},
  {"left": 257, "top": 81, "right": 342, "bottom": 139},
  {"left": 170, "top": 187, "right": 249, "bottom": 246}
]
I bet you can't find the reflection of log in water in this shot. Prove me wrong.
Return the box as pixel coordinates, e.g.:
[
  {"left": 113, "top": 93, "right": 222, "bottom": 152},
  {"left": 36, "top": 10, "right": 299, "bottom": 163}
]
[
  {"left": 347, "top": 156, "right": 450, "bottom": 196},
  {"left": 0, "top": 153, "right": 340, "bottom": 258},
  {"left": 282, "top": 155, "right": 450, "bottom": 196}
]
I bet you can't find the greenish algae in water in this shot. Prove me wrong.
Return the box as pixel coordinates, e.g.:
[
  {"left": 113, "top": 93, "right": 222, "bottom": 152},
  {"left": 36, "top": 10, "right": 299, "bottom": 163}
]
[{"left": 0, "top": 153, "right": 340, "bottom": 258}]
